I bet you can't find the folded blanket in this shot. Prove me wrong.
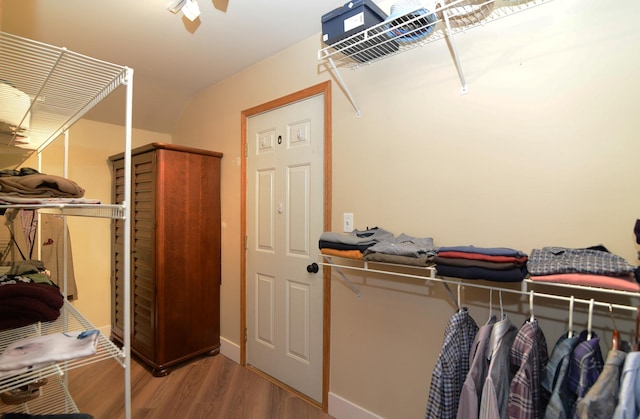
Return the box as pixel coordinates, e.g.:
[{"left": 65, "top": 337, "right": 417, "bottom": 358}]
[
  {"left": 433, "top": 255, "right": 525, "bottom": 271},
  {"left": 319, "top": 227, "right": 394, "bottom": 246},
  {"left": 321, "top": 248, "right": 363, "bottom": 260},
  {"left": 0, "top": 283, "right": 64, "bottom": 330},
  {"left": 0, "top": 174, "right": 85, "bottom": 198},
  {"left": 435, "top": 264, "right": 528, "bottom": 282},
  {"left": 528, "top": 246, "right": 636, "bottom": 276},
  {"left": 365, "top": 233, "right": 436, "bottom": 258},
  {"left": 363, "top": 251, "right": 433, "bottom": 267},
  {"left": 319, "top": 239, "right": 373, "bottom": 252},
  {"left": 530, "top": 273, "right": 640, "bottom": 292},
  {"left": 437, "top": 245, "right": 527, "bottom": 258},
  {"left": 436, "top": 251, "right": 528, "bottom": 264}
]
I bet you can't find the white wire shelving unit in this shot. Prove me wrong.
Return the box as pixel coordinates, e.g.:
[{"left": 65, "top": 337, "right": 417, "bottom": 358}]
[
  {"left": 0, "top": 31, "right": 133, "bottom": 418},
  {"left": 318, "top": 0, "right": 556, "bottom": 116}
]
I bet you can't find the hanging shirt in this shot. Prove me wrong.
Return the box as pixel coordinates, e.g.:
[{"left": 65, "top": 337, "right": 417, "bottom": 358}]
[
  {"left": 479, "top": 315, "right": 518, "bottom": 419},
  {"left": 567, "top": 330, "right": 604, "bottom": 416},
  {"left": 576, "top": 349, "right": 626, "bottom": 419},
  {"left": 507, "top": 318, "right": 549, "bottom": 419},
  {"left": 612, "top": 351, "right": 640, "bottom": 419},
  {"left": 457, "top": 316, "right": 497, "bottom": 419},
  {"left": 425, "top": 308, "right": 479, "bottom": 419},
  {"left": 543, "top": 333, "right": 580, "bottom": 419}
]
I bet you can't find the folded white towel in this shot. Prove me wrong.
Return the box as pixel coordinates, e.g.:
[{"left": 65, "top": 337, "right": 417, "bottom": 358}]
[{"left": 0, "top": 330, "right": 99, "bottom": 378}]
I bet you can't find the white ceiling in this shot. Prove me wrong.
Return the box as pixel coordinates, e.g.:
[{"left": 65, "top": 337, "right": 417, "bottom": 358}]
[{"left": 0, "top": 0, "right": 352, "bottom": 134}]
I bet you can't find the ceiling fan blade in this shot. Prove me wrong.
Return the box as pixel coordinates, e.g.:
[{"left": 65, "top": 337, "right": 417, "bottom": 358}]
[{"left": 212, "top": 0, "right": 229, "bottom": 12}]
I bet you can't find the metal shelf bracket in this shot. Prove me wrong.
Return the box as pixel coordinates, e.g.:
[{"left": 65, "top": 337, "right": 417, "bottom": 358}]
[{"left": 327, "top": 56, "right": 362, "bottom": 117}]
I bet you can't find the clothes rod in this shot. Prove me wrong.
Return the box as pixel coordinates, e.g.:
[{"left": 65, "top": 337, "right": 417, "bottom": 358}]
[{"left": 320, "top": 257, "right": 640, "bottom": 313}]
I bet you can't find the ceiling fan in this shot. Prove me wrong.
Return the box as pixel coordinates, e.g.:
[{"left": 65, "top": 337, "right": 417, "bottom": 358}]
[{"left": 167, "top": 0, "right": 229, "bottom": 21}]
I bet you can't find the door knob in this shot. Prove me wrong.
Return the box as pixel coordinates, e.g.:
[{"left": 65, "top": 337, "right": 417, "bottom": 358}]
[{"left": 306, "top": 263, "right": 319, "bottom": 274}]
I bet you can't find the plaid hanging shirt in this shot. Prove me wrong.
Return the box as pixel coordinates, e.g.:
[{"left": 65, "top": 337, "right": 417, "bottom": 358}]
[
  {"left": 507, "top": 319, "right": 549, "bottom": 419},
  {"left": 567, "top": 330, "right": 604, "bottom": 416},
  {"left": 480, "top": 316, "right": 518, "bottom": 419},
  {"left": 425, "top": 308, "right": 479, "bottom": 419},
  {"left": 542, "top": 333, "right": 580, "bottom": 419}
]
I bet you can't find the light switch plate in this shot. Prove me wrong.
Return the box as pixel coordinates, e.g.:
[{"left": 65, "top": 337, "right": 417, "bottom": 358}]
[{"left": 343, "top": 213, "right": 354, "bottom": 233}]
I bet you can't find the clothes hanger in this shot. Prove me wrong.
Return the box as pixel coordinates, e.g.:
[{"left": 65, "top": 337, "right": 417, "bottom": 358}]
[
  {"left": 488, "top": 289, "right": 493, "bottom": 322},
  {"left": 634, "top": 306, "right": 640, "bottom": 351},
  {"left": 529, "top": 290, "right": 535, "bottom": 322},
  {"left": 609, "top": 304, "right": 620, "bottom": 350},
  {"left": 499, "top": 290, "right": 504, "bottom": 319},
  {"left": 567, "top": 296, "right": 574, "bottom": 338},
  {"left": 457, "top": 281, "right": 462, "bottom": 312},
  {"left": 587, "top": 298, "right": 595, "bottom": 341}
]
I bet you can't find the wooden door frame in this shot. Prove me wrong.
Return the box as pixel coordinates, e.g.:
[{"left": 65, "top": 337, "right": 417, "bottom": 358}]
[{"left": 240, "top": 81, "right": 332, "bottom": 412}]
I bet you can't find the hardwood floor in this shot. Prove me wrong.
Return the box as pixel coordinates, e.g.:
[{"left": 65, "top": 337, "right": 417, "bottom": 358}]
[{"left": 67, "top": 354, "right": 334, "bottom": 419}]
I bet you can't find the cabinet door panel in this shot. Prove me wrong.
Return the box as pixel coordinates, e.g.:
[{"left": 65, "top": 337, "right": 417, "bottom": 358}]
[{"left": 129, "top": 152, "right": 157, "bottom": 360}]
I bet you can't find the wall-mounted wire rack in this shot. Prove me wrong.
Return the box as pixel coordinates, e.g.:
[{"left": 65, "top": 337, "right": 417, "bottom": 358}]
[
  {"left": 319, "top": 254, "right": 640, "bottom": 313},
  {"left": 318, "top": 0, "right": 556, "bottom": 116}
]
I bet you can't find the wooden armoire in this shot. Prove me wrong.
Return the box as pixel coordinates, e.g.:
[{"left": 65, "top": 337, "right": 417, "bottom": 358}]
[{"left": 109, "top": 142, "right": 223, "bottom": 376}]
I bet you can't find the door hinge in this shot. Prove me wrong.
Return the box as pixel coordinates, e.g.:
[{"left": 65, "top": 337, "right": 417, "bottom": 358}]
[
  {"left": 245, "top": 142, "right": 248, "bottom": 157},
  {"left": 245, "top": 235, "right": 248, "bottom": 250},
  {"left": 244, "top": 327, "right": 248, "bottom": 342}
]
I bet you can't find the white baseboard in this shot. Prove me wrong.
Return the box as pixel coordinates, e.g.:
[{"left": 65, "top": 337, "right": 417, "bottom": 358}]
[
  {"left": 220, "top": 336, "right": 240, "bottom": 363},
  {"left": 329, "top": 392, "right": 384, "bottom": 419}
]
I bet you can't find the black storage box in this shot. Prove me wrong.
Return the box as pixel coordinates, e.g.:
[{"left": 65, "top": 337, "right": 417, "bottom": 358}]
[
  {"left": 321, "top": 0, "right": 399, "bottom": 63},
  {"left": 321, "top": 0, "right": 388, "bottom": 45}
]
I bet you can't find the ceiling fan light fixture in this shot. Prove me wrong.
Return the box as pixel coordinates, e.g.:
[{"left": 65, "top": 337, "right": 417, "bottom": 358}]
[
  {"left": 167, "top": 0, "right": 187, "bottom": 14},
  {"left": 182, "top": 0, "right": 201, "bottom": 21}
]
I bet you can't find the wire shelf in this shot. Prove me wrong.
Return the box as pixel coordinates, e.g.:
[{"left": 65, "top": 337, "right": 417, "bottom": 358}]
[
  {"left": 320, "top": 255, "right": 640, "bottom": 312},
  {"left": 0, "top": 203, "right": 126, "bottom": 219},
  {"left": 0, "top": 31, "right": 128, "bottom": 154},
  {"left": 318, "top": 0, "right": 556, "bottom": 114},
  {"left": 0, "top": 300, "right": 124, "bottom": 394},
  {"left": 318, "top": 0, "right": 555, "bottom": 70},
  {"left": 0, "top": 373, "right": 80, "bottom": 415}
]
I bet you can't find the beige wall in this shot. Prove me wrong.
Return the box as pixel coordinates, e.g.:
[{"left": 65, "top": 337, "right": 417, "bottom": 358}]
[{"left": 171, "top": 0, "right": 640, "bottom": 417}]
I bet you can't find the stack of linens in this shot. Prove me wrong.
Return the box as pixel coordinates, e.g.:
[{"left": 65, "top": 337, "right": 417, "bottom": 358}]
[
  {"left": 527, "top": 245, "right": 639, "bottom": 292},
  {"left": 319, "top": 227, "right": 394, "bottom": 260},
  {"left": 363, "top": 233, "right": 437, "bottom": 266},
  {"left": 434, "top": 245, "right": 528, "bottom": 282},
  {"left": 0, "top": 260, "right": 64, "bottom": 330}
]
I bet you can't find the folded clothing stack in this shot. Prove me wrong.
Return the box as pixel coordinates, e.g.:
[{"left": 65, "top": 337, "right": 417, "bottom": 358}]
[
  {"left": 0, "top": 283, "right": 64, "bottom": 331},
  {"left": 319, "top": 227, "right": 437, "bottom": 266},
  {"left": 0, "top": 260, "right": 64, "bottom": 331},
  {"left": 434, "top": 245, "right": 529, "bottom": 282},
  {"left": 363, "top": 233, "right": 437, "bottom": 266},
  {"left": 319, "top": 227, "right": 395, "bottom": 260},
  {"left": 527, "top": 245, "right": 639, "bottom": 292}
]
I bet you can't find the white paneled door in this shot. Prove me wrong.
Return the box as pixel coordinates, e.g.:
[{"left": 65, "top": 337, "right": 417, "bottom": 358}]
[{"left": 246, "top": 94, "right": 324, "bottom": 402}]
